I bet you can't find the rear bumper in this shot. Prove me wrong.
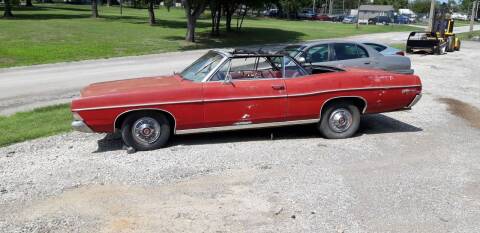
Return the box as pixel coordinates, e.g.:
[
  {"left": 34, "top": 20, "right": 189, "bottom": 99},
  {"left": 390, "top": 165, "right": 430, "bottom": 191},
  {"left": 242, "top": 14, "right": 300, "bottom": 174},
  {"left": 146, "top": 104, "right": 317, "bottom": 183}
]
[
  {"left": 394, "top": 69, "right": 415, "bottom": 74},
  {"left": 405, "top": 94, "right": 422, "bottom": 109},
  {"left": 72, "top": 120, "right": 94, "bottom": 133}
]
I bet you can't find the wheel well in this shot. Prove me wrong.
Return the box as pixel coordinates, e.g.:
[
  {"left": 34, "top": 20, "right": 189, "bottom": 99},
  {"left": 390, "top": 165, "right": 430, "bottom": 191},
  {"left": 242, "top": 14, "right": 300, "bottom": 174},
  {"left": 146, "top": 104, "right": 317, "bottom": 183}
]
[
  {"left": 114, "top": 109, "right": 176, "bottom": 133},
  {"left": 321, "top": 97, "right": 367, "bottom": 116}
]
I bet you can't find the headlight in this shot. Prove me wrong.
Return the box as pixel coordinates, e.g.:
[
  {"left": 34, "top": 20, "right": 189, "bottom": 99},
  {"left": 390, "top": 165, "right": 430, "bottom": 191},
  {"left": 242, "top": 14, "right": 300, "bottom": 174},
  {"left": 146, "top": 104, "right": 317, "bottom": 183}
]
[{"left": 72, "top": 112, "right": 83, "bottom": 121}]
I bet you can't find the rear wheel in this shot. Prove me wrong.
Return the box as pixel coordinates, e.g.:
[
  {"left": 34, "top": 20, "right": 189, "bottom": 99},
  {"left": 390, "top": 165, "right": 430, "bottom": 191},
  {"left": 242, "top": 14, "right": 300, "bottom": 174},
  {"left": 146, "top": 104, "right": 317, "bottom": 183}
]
[
  {"left": 121, "top": 112, "right": 171, "bottom": 151},
  {"left": 446, "top": 37, "right": 455, "bottom": 52},
  {"left": 318, "top": 102, "right": 360, "bottom": 139}
]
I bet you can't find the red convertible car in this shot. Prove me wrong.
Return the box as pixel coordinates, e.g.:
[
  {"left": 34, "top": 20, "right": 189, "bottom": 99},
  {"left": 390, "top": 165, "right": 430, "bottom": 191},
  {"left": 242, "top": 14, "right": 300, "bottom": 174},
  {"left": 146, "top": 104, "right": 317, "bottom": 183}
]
[{"left": 71, "top": 49, "right": 422, "bottom": 151}]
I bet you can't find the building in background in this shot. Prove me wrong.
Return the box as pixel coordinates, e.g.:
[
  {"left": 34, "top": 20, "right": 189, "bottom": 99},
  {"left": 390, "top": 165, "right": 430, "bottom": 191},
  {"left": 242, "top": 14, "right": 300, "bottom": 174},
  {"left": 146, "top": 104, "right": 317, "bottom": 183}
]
[{"left": 358, "top": 5, "right": 394, "bottom": 23}]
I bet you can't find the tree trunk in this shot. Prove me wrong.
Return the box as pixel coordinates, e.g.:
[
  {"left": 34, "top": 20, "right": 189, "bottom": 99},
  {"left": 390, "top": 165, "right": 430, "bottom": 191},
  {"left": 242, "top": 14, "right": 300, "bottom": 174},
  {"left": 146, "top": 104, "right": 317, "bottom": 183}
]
[
  {"left": 225, "top": 3, "right": 234, "bottom": 32},
  {"left": 238, "top": 7, "right": 247, "bottom": 31},
  {"left": 148, "top": 0, "right": 156, "bottom": 25},
  {"left": 215, "top": 7, "right": 221, "bottom": 35},
  {"left": 3, "top": 0, "right": 13, "bottom": 18},
  {"left": 107, "top": 0, "right": 112, "bottom": 7},
  {"left": 186, "top": 16, "right": 196, "bottom": 42},
  {"left": 210, "top": 1, "right": 221, "bottom": 36},
  {"left": 26, "top": 0, "right": 33, "bottom": 7},
  {"left": 91, "top": 0, "right": 99, "bottom": 18},
  {"left": 183, "top": 0, "right": 207, "bottom": 42}
]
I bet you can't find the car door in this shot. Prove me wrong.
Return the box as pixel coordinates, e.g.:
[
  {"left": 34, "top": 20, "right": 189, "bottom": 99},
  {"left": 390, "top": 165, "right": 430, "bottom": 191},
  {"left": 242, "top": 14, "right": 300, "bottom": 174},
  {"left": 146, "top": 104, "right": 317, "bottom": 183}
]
[
  {"left": 202, "top": 56, "right": 287, "bottom": 128},
  {"left": 324, "top": 43, "right": 375, "bottom": 69}
]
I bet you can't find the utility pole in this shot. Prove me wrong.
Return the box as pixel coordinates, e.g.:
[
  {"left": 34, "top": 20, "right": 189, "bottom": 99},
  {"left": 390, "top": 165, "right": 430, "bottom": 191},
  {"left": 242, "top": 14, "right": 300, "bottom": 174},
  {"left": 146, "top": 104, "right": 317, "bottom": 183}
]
[
  {"left": 470, "top": 0, "right": 478, "bottom": 32},
  {"left": 356, "top": 0, "right": 361, "bottom": 29},
  {"left": 313, "top": 0, "right": 316, "bottom": 15},
  {"left": 427, "top": 0, "right": 435, "bottom": 32}
]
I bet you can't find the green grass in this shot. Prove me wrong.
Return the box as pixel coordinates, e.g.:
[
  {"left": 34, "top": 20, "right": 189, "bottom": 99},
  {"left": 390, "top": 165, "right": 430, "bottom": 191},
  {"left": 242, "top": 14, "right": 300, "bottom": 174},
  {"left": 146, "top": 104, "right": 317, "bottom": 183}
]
[
  {"left": 0, "top": 104, "right": 72, "bottom": 147},
  {"left": 389, "top": 43, "right": 406, "bottom": 50},
  {"left": 414, "top": 20, "right": 479, "bottom": 27},
  {"left": 0, "top": 3, "right": 417, "bottom": 68},
  {"left": 457, "top": 30, "right": 480, "bottom": 40}
]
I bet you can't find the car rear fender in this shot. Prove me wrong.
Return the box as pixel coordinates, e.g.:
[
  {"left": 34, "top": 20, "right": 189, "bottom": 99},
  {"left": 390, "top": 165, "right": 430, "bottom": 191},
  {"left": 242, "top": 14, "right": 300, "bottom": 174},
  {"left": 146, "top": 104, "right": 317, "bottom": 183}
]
[{"left": 379, "top": 55, "right": 411, "bottom": 72}]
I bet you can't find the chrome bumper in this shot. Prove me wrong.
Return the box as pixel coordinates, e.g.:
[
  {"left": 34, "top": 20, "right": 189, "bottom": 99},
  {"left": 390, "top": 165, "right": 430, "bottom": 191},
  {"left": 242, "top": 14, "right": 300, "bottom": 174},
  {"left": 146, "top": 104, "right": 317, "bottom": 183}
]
[
  {"left": 72, "top": 120, "right": 94, "bottom": 133},
  {"left": 406, "top": 94, "right": 422, "bottom": 109}
]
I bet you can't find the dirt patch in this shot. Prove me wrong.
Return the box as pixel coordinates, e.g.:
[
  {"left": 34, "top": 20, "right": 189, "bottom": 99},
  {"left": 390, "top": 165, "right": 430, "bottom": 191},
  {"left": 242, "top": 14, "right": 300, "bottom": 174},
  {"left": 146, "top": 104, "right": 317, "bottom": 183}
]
[
  {"left": 438, "top": 98, "right": 480, "bottom": 129},
  {"left": 7, "top": 169, "right": 286, "bottom": 233}
]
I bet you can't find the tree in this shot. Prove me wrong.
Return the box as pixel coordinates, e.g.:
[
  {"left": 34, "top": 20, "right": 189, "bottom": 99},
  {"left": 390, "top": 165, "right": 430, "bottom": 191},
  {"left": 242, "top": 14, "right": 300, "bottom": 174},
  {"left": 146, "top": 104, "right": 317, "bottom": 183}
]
[
  {"left": 224, "top": 0, "right": 238, "bottom": 32},
  {"left": 182, "top": 0, "right": 208, "bottom": 42},
  {"left": 26, "top": 0, "right": 33, "bottom": 7},
  {"left": 210, "top": 0, "right": 222, "bottom": 36},
  {"left": 3, "top": 0, "right": 13, "bottom": 18},
  {"left": 411, "top": 0, "right": 431, "bottom": 14},
  {"left": 92, "top": 0, "right": 99, "bottom": 18},
  {"left": 147, "top": 0, "right": 156, "bottom": 25}
]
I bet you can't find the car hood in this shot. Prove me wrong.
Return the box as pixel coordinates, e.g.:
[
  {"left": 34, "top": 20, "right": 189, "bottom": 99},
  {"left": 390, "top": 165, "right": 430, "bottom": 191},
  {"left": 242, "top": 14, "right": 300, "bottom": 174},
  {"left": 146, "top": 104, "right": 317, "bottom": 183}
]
[{"left": 81, "top": 75, "right": 182, "bottom": 98}]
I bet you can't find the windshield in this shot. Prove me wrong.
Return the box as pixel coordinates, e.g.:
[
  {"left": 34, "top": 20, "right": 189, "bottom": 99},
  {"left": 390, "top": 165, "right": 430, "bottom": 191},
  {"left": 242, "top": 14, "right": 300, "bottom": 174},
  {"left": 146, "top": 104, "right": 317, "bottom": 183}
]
[{"left": 180, "top": 52, "right": 224, "bottom": 82}]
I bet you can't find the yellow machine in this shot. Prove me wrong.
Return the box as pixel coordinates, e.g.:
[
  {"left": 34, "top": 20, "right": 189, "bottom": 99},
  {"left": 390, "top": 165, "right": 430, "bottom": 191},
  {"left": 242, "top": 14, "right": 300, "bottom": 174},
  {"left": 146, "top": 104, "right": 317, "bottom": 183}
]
[
  {"left": 406, "top": 3, "right": 461, "bottom": 55},
  {"left": 442, "top": 19, "right": 461, "bottom": 52}
]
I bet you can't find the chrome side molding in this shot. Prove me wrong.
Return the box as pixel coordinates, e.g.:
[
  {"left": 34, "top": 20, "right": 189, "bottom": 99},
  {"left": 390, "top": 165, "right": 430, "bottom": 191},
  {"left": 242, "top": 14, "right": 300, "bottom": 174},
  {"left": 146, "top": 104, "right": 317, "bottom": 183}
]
[{"left": 175, "top": 119, "right": 319, "bottom": 135}]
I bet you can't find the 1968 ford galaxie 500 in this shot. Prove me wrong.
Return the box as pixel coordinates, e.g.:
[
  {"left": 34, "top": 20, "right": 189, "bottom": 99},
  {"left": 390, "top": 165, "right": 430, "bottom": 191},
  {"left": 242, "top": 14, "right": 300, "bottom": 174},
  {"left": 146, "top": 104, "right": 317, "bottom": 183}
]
[{"left": 71, "top": 49, "right": 422, "bottom": 151}]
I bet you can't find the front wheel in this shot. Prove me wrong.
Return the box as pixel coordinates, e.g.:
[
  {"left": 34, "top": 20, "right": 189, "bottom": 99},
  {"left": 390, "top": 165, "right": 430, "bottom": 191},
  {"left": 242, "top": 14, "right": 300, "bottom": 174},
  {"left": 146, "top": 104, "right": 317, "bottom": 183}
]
[
  {"left": 121, "top": 112, "right": 171, "bottom": 151},
  {"left": 318, "top": 102, "right": 360, "bottom": 139}
]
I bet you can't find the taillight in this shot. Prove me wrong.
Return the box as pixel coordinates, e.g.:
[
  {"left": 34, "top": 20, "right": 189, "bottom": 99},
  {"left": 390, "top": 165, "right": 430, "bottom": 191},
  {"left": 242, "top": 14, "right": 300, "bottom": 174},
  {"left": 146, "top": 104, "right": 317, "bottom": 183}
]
[{"left": 396, "top": 51, "right": 405, "bottom": 56}]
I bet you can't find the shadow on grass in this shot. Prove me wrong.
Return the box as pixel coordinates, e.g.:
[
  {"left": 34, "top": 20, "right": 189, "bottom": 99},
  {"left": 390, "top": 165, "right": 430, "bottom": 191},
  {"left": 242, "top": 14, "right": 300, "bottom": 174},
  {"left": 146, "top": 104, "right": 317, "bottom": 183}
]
[
  {"left": 41, "top": 5, "right": 92, "bottom": 12},
  {"left": 94, "top": 114, "right": 422, "bottom": 152},
  {"left": 177, "top": 27, "right": 306, "bottom": 51},
  {"left": 6, "top": 13, "right": 91, "bottom": 20},
  {"left": 125, "top": 18, "right": 211, "bottom": 29}
]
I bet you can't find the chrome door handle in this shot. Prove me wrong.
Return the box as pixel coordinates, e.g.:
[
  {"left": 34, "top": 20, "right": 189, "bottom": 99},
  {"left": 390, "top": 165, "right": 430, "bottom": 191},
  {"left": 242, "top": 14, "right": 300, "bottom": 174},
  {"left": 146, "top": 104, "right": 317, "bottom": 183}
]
[{"left": 271, "top": 85, "right": 285, "bottom": 90}]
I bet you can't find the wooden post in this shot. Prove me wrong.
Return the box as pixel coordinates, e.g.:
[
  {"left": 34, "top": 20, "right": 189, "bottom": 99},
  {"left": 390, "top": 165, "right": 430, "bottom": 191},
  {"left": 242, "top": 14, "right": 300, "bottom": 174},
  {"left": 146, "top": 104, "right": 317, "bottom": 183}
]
[
  {"left": 356, "top": 0, "right": 361, "bottom": 29},
  {"left": 427, "top": 0, "right": 435, "bottom": 32},
  {"left": 470, "top": 0, "right": 478, "bottom": 32}
]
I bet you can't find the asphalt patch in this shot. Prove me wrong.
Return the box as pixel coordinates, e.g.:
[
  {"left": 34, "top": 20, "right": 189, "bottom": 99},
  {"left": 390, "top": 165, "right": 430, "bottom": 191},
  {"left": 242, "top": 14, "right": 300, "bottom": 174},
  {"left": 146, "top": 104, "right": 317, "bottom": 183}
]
[{"left": 438, "top": 97, "right": 480, "bottom": 129}]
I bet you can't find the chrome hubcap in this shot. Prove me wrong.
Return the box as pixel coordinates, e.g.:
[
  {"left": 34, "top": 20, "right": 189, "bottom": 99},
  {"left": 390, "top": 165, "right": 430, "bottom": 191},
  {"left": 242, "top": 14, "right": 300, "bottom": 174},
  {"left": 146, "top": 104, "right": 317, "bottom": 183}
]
[
  {"left": 328, "top": 108, "right": 353, "bottom": 133},
  {"left": 132, "top": 117, "right": 161, "bottom": 144}
]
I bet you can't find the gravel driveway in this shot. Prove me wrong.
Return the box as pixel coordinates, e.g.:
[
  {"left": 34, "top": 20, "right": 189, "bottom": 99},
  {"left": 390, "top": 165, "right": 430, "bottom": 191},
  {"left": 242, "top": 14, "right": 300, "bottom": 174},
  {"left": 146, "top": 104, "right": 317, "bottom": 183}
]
[{"left": 1, "top": 42, "right": 480, "bottom": 233}]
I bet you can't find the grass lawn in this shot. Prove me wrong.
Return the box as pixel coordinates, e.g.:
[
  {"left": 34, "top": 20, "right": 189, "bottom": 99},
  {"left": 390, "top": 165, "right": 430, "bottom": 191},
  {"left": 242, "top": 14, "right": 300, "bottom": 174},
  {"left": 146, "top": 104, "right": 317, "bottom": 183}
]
[
  {"left": 457, "top": 30, "right": 480, "bottom": 40},
  {"left": 414, "top": 20, "right": 479, "bottom": 27},
  {"left": 0, "top": 4, "right": 416, "bottom": 68},
  {"left": 0, "top": 104, "right": 71, "bottom": 147},
  {"left": 389, "top": 43, "right": 406, "bottom": 50}
]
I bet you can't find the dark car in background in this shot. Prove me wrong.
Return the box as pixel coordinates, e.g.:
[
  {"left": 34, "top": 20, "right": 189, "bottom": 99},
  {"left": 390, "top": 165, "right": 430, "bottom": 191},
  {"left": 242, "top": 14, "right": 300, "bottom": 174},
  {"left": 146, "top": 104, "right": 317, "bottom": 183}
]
[
  {"left": 332, "top": 15, "right": 345, "bottom": 22},
  {"left": 298, "top": 8, "right": 316, "bottom": 19},
  {"left": 342, "top": 16, "right": 357, "bottom": 24},
  {"left": 394, "top": 15, "right": 410, "bottom": 24},
  {"left": 315, "top": 14, "right": 332, "bottom": 21},
  {"left": 368, "top": 16, "right": 391, "bottom": 25}
]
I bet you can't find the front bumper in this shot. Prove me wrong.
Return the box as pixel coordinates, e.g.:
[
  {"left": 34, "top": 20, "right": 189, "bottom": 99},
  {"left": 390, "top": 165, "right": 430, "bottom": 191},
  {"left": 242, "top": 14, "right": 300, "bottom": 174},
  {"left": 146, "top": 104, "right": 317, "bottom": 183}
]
[{"left": 72, "top": 120, "right": 94, "bottom": 133}]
